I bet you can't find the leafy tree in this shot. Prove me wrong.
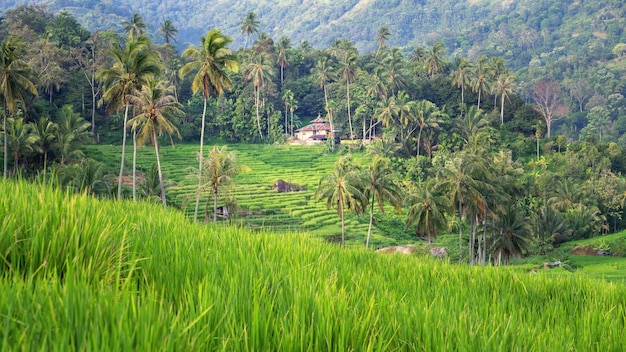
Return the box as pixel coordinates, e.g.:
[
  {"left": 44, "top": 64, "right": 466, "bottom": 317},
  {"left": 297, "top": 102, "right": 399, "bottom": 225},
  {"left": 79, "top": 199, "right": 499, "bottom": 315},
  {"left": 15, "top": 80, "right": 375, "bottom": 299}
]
[
  {"left": 201, "top": 145, "right": 249, "bottom": 222},
  {"left": 128, "top": 80, "right": 182, "bottom": 208},
  {"left": 0, "top": 36, "right": 37, "bottom": 178},
  {"left": 532, "top": 80, "right": 568, "bottom": 139},
  {"left": 98, "top": 35, "right": 162, "bottom": 200},
  {"left": 413, "top": 100, "right": 445, "bottom": 157},
  {"left": 180, "top": 29, "right": 238, "bottom": 222},
  {"left": 316, "top": 156, "right": 364, "bottom": 247},
  {"left": 361, "top": 156, "right": 402, "bottom": 248},
  {"left": 311, "top": 57, "right": 336, "bottom": 149}
]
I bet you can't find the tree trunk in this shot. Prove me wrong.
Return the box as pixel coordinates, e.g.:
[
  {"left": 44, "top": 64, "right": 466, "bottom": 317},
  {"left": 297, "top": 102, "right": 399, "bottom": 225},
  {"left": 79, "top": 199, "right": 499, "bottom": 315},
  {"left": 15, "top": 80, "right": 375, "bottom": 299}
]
[
  {"left": 132, "top": 128, "right": 137, "bottom": 201},
  {"left": 416, "top": 126, "right": 423, "bottom": 156},
  {"left": 117, "top": 103, "right": 130, "bottom": 200},
  {"left": 500, "top": 93, "right": 505, "bottom": 125},
  {"left": 458, "top": 198, "right": 463, "bottom": 261},
  {"left": 346, "top": 79, "right": 353, "bottom": 140},
  {"left": 255, "top": 86, "right": 263, "bottom": 139},
  {"left": 340, "top": 201, "right": 345, "bottom": 248},
  {"left": 213, "top": 187, "right": 218, "bottom": 222},
  {"left": 477, "top": 88, "right": 482, "bottom": 111},
  {"left": 366, "top": 194, "right": 374, "bottom": 248},
  {"left": 194, "top": 96, "right": 208, "bottom": 223},
  {"left": 153, "top": 131, "right": 166, "bottom": 209},
  {"left": 3, "top": 103, "right": 7, "bottom": 179}
]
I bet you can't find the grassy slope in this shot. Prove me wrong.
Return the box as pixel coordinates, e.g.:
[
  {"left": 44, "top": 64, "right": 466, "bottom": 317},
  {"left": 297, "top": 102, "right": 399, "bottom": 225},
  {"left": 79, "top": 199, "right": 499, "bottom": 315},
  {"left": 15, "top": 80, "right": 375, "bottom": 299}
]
[{"left": 1, "top": 179, "right": 626, "bottom": 350}]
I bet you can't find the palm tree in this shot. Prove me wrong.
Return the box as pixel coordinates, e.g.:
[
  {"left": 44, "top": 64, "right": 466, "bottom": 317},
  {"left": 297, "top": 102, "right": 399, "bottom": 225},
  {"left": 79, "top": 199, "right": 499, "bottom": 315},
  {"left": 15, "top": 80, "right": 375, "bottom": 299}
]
[
  {"left": 243, "top": 53, "right": 274, "bottom": 140},
  {"left": 413, "top": 100, "right": 445, "bottom": 157},
  {"left": 0, "top": 36, "right": 38, "bottom": 178},
  {"left": 423, "top": 42, "right": 447, "bottom": 78},
  {"left": 311, "top": 57, "right": 336, "bottom": 149},
  {"left": 128, "top": 80, "right": 182, "bottom": 209},
  {"left": 492, "top": 73, "right": 516, "bottom": 125},
  {"left": 122, "top": 14, "right": 147, "bottom": 40},
  {"left": 98, "top": 36, "right": 162, "bottom": 200},
  {"left": 376, "top": 26, "right": 392, "bottom": 52},
  {"left": 339, "top": 51, "right": 358, "bottom": 139},
  {"left": 382, "top": 48, "right": 408, "bottom": 95},
  {"left": 437, "top": 152, "right": 490, "bottom": 261},
  {"left": 31, "top": 116, "right": 57, "bottom": 167},
  {"left": 450, "top": 57, "right": 473, "bottom": 105},
  {"left": 455, "top": 105, "right": 489, "bottom": 150},
  {"left": 276, "top": 36, "right": 291, "bottom": 86},
  {"left": 375, "top": 95, "right": 399, "bottom": 130},
  {"left": 282, "top": 89, "right": 293, "bottom": 135},
  {"left": 492, "top": 204, "right": 531, "bottom": 265},
  {"left": 470, "top": 55, "right": 490, "bottom": 110},
  {"left": 406, "top": 179, "right": 450, "bottom": 243},
  {"left": 361, "top": 156, "right": 402, "bottom": 248},
  {"left": 5, "top": 117, "right": 37, "bottom": 175},
  {"left": 159, "top": 20, "right": 178, "bottom": 45},
  {"left": 53, "top": 105, "right": 92, "bottom": 165},
  {"left": 316, "top": 156, "right": 365, "bottom": 247},
  {"left": 201, "top": 145, "right": 249, "bottom": 222},
  {"left": 179, "top": 29, "right": 238, "bottom": 223},
  {"left": 240, "top": 12, "right": 260, "bottom": 49}
]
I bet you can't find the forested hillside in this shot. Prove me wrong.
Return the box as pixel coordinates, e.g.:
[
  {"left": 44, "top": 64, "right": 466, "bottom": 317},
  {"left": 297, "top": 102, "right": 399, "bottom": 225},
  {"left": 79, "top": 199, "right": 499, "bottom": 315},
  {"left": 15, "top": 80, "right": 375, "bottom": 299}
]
[{"left": 2, "top": 2, "right": 626, "bottom": 262}]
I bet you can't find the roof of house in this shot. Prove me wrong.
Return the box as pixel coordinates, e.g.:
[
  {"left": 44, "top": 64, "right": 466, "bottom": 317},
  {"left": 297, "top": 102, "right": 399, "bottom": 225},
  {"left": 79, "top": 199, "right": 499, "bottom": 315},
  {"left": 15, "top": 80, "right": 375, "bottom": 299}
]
[{"left": 295, "top": 117, "right": 331, "bottom": 132}]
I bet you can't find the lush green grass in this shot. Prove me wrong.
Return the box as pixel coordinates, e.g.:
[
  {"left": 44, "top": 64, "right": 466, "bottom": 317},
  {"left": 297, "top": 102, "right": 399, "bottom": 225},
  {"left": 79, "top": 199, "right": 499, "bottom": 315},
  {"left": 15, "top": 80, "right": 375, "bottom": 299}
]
[
  {"left": 85, "top": 143, "right": 381, "bottom": 246},
  {"left": 1, "top": 179, "right": 626, "bottom": 350}
]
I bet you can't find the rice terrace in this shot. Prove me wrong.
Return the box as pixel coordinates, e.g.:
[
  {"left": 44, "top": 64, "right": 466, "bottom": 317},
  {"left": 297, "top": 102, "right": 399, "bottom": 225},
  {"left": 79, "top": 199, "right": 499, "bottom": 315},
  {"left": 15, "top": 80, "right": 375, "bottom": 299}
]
[{"left": 2, "top": 0, "right": 626, "bottom": 350}]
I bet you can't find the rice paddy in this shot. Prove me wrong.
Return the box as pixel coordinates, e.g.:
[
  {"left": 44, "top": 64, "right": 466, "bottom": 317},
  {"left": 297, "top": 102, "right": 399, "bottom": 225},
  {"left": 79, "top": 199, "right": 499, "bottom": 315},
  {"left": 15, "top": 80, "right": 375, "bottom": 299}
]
[{"left": 1, "top": 179, "right": 625, "bottom": 351}]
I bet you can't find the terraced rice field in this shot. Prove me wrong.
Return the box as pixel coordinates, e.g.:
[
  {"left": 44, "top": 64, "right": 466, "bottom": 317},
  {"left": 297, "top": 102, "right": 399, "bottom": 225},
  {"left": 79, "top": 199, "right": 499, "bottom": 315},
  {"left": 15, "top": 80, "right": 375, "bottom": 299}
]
[{"left": 86, "top": 143, "right": 378, "bottom": 244}]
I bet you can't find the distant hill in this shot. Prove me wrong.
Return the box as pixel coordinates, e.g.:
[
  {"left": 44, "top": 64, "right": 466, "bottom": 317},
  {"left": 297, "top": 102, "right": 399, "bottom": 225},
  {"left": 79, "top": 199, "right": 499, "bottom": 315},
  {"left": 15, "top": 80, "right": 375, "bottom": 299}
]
[{"left": 1, "top": 1, "right": 623, "bottom": 68}]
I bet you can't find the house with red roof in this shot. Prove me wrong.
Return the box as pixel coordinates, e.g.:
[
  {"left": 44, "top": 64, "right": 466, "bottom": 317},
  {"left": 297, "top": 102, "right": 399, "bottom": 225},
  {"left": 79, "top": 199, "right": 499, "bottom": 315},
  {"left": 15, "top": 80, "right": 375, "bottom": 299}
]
[{"left": 294, "top": 117, "right": 334, "bottom": 144}]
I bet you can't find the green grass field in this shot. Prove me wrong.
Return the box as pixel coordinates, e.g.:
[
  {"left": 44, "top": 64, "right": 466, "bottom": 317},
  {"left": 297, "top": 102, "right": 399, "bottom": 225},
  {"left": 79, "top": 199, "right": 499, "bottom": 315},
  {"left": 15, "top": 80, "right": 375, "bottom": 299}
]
[{"left": 1, "top": 179, "right": 625, "bottom": 350}]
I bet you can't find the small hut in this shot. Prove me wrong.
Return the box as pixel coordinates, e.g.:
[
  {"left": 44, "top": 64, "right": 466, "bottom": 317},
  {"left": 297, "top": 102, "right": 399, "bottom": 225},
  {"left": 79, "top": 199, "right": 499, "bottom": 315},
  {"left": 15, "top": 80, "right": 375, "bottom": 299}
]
[{"left": 294, "top": 117, "right": 333, "bottom": 144}]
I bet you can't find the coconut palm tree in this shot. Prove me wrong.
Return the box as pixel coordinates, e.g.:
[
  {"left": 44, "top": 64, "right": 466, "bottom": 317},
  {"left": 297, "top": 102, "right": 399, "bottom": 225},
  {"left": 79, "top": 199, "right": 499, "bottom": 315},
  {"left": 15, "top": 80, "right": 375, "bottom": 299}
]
[
  {"left": 316, "top": 156, "right": 365, "bottom": 247},
  {"left": 53, "top": 105, "right": 92, "bottom": 165},
  {"left": 361, "top": 156, "right": 402, "bottom": 248},
  {"left": 492, "top": 204, "right": 531, "bottom": 265},
  {"left": 450, "top": 57, "right": 473, "bottom": 105},
  {"left": 0, "top": 36, "right": 38, "bottom": 178},
  {"left": 159, "top": 20, "right": 178, "bottom": 45},
  {"left": 470, "top": 55, "right": 490, "bottom": 111},
  {"left": 242, "top": 53, "right": 274, "bottom": 139},
  {"left": 492, "top": 73, "right": 516, "bottom": 125},
  {"left": 128, "top": 80, "right": 182, "bottom": 209},
  {"left": 240, "top": 12, "right": 260, "bottom": 49},
  {"left": 406, "top": 179, "right": 450, "bottom": 243},
  {"left": 423, "top": 42, "right": 447, "bottom": 78},
  {"left": 276, "top": 36, "right": 291, "bottom": 86},
  {"left": 376, "top": 26, "right": 392, "bottom": 53},
  {"left": 201, "top": 145, "right": 249, "bottom": 222},
  {"left": 413, "top": 100, "right": 445, "bottom": 156},
  {"left": 122, "top": 14, "right": 147, "bottom": 40},
  {"left": 5, "top": 117, "right": 37, "bottom": 175},
  {"left": 98, "top": 35, "right": 162, "bottom": 200},
  {"left": 339, "top": 51, "right": 358, "bottom": 139},
  {"left": 179, "top": 29, "right": 238, "bottom": 222},
  {"left": 311, "top": 57, "right": 336, "bottom": 149}
]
